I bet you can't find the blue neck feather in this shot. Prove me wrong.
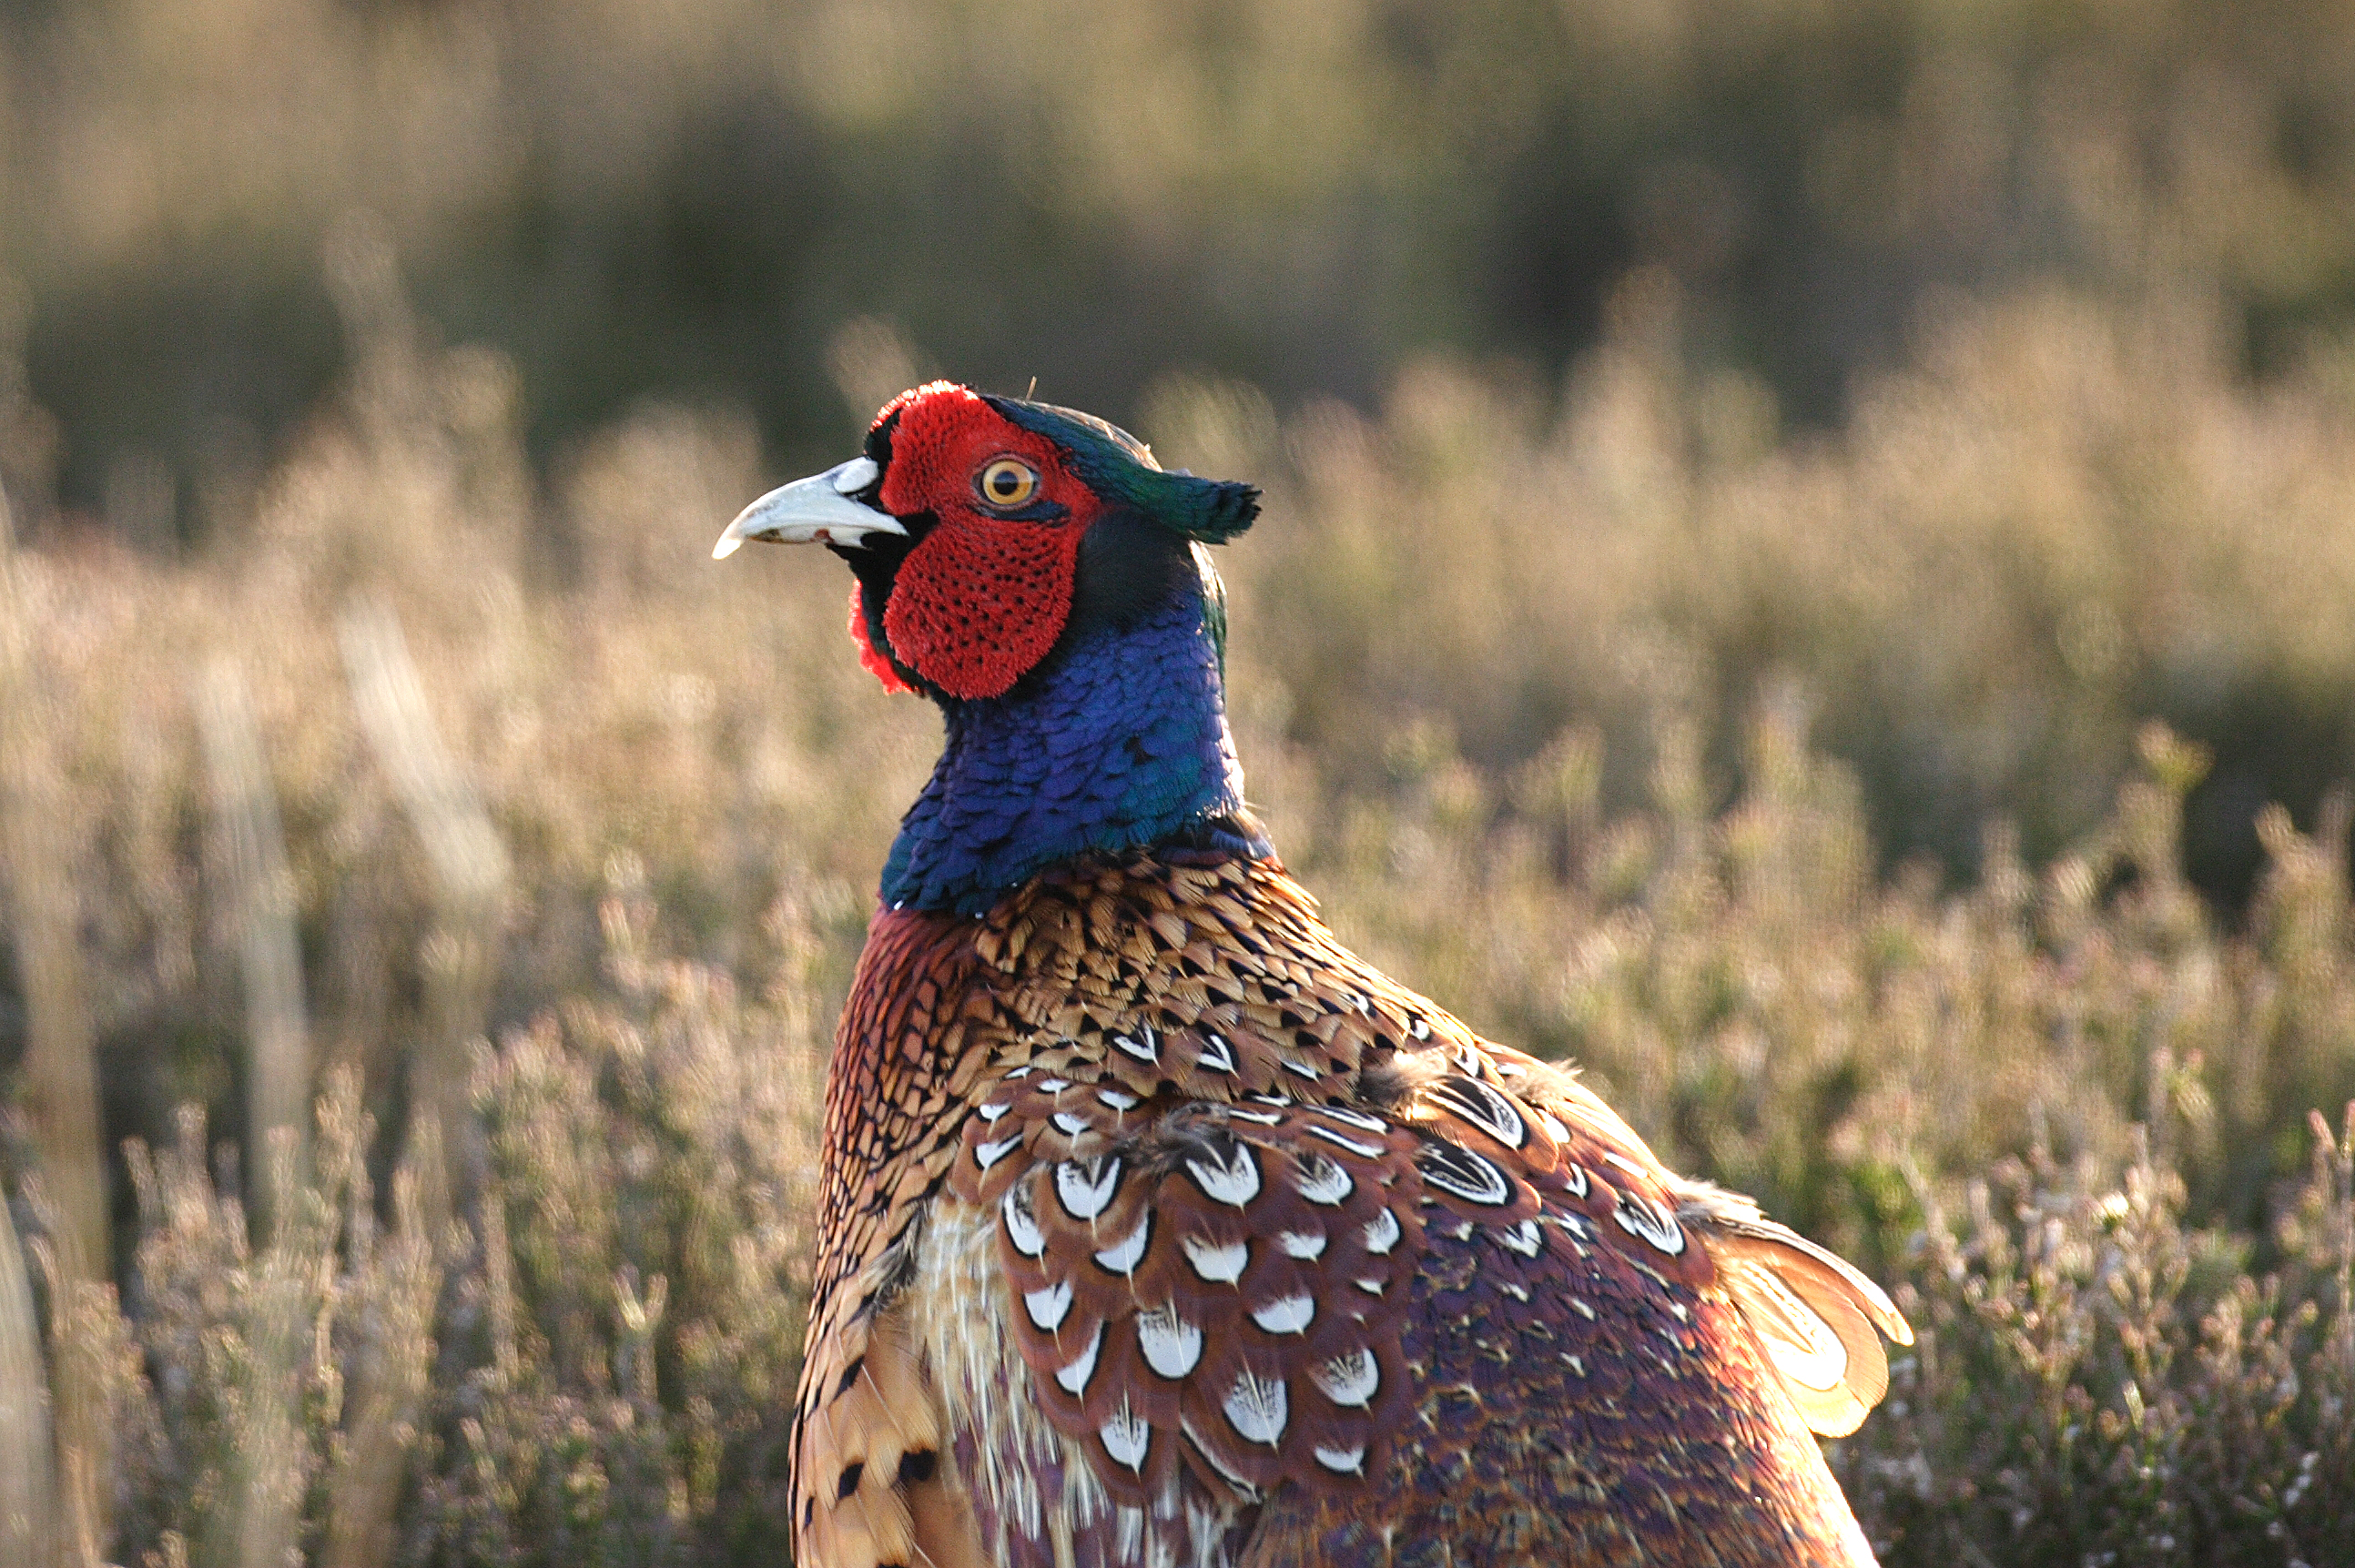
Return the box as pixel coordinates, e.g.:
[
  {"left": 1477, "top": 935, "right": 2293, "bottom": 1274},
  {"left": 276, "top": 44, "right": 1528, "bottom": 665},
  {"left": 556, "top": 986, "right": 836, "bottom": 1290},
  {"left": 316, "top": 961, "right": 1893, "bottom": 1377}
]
[{"left": 880, "top": 587, "right": 1254, "bottom": 914}]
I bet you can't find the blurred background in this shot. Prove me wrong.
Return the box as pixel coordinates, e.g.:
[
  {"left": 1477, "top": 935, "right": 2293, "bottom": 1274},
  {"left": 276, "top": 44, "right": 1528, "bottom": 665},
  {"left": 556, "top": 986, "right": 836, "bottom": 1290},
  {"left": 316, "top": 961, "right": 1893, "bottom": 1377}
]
[
  {"left": 11, "top": 0, "right": 2355, "bottom": 894},
  {"left": 3, "top": 2, "right": 2355, "bottom": 1564}
]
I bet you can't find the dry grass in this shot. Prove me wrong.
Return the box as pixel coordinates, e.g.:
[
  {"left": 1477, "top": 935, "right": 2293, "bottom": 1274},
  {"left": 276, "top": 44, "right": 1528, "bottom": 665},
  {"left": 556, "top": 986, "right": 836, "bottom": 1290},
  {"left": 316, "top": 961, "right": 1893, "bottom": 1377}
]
[{"left": 1, "top": 256, "right": 2353, "bottom": 1563}]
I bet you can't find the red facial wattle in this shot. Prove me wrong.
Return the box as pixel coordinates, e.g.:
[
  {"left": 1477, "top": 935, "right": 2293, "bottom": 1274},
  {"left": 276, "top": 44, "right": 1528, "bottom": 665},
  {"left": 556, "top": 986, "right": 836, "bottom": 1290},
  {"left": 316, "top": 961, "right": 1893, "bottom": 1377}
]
[
  {"left": 848, "top": 585, "right": 913, "bottom": 695},
  {"left": 860, "top": 383, "right": 1106, "bottom": 701},
  {"left": 882, "top": 521, "right": 1087, "bottom": 699}
]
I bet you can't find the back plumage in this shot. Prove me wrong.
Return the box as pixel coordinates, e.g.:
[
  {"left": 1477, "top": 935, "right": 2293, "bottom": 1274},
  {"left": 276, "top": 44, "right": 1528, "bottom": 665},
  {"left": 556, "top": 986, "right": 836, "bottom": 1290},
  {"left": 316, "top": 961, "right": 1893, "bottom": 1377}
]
[{"left": 716, "top": 381, "right": 1911, "bottom": 1568}]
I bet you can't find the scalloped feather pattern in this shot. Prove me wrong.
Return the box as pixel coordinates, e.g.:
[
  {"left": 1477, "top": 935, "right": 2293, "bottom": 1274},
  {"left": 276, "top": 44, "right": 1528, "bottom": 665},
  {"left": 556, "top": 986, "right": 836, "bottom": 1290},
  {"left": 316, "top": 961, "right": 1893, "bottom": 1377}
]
[{"left": 795, "top": 854, "right": 1908, "bottom": 1567}]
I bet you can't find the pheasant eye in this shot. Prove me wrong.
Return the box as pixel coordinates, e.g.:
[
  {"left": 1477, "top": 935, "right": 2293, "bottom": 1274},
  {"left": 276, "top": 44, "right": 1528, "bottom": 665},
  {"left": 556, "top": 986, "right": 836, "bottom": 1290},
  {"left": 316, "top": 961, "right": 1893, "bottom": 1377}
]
[{"left": 978, "top": 457, "right": 1040, "bottom": 510}]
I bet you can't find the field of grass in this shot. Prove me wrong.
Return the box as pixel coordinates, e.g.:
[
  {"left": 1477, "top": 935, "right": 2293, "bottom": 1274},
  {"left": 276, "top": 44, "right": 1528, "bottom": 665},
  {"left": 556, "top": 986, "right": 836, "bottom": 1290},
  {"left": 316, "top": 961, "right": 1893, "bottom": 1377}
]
[{"left": 2, "top": 238, "right": 2352, "bottom": 1564}]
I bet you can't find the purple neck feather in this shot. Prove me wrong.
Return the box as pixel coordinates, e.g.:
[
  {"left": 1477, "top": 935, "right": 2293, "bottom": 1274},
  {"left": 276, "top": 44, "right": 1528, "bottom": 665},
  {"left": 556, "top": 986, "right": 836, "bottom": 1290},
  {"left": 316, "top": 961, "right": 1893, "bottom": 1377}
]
[{"left": 878, "top": 589, "right": 1252, "bottom": 915}]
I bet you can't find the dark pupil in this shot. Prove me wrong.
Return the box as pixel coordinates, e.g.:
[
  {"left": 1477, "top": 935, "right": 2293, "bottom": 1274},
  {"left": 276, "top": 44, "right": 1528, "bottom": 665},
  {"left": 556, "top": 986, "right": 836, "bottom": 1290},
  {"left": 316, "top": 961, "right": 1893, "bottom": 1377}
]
[{"left": 992, "top": 469, "right": 1020, "bottom": 497}]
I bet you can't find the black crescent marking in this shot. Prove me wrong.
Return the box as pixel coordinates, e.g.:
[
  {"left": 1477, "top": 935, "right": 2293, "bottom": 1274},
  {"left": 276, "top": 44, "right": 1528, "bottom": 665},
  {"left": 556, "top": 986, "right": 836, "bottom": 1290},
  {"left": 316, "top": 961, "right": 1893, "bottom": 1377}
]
[
  {"left": 1416, "top": 1140, "right": 1514, "bottom": 1207},
  {"left": 1054, "top": 1155, "right": 1124, "bottom": 1221},
  {"left": 1305, "top": 1123, "right": 1386, "bottom": 1159},
  {"left": 1180, "top": 1421, "right": 1264, "bottom": 1503},
  {"left": 1426, "top": 1075, "right": 1529, "bottom": 1150},
  {"left": 1310, "top": 1348, "right": 1382, "bottom": 1408},
  {"left": 1314, "top": 1442, "right": 1368, "bottom": 1475},
  {"left": 1052, "top": 1319, "right": 1108, "bottom": 1397},
  {"left": 1613, "top": 1189, "right": 1689, "bottom": 1256},
  {"left": 1315, "top": 1104, "right": 1390, "bottom": 1134},
  {"left": 1182, "top": 1138, "right": 1262, "bottom": 1207},
  {"left": 1220, "top": 1367, "right": 1290, "bottom": 1447},
  {"left": 1293, "top": 1153, "right": 1356, "bottom": 1206},
  {"left": 1553, "top": 1209, "right": 1595, "bottom": 1241},
  {"left": 1100, "top": 1400, "right": 1152, "bottom": 1474},
  {"left": 1003, "top": 1185, "right": 1048, "bottom": 1258},
  {"left": 1091, "top": 1209, "right": 1153, "bottom": 1276}
]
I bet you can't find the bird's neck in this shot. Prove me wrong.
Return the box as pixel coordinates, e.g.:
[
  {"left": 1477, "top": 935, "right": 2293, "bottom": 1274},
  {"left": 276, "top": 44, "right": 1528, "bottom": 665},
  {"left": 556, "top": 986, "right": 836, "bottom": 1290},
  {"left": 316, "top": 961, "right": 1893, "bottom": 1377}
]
[{"left": 879, "top": 589, "right": 1259, "bottom": 914}]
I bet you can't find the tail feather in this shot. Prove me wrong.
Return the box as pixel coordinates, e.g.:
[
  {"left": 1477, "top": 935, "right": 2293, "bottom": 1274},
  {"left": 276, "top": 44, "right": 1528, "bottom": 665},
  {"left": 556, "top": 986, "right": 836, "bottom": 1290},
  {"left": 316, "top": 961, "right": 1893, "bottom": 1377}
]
[{"left": 1676, "top": 1182, "right": 1913, "bottom": 1439}]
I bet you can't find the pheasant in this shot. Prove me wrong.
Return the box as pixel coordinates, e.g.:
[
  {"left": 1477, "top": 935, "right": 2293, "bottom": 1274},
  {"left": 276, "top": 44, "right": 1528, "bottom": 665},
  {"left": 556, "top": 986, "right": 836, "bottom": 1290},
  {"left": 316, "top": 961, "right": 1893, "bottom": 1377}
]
[{"left": 714, "top": 381, "right": 1913, "bottom": 1568}]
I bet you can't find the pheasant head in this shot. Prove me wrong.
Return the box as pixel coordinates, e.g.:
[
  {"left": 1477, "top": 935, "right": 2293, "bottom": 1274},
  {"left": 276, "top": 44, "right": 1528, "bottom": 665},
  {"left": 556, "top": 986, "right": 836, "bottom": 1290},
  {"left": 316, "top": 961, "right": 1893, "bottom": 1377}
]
[
  {"left": 716, "top": 381, "right": 1268, "bottom": 912},
  {"left": 716, "top": 380, "right": 1257, "bottom": 702}
]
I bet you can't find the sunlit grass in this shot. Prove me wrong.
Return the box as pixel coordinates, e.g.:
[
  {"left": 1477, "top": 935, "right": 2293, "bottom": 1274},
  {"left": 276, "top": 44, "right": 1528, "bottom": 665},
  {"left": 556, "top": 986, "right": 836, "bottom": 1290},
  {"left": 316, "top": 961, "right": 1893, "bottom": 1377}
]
[{"left": 1, "top": 262, "right": 2352, "bottom": 1563}]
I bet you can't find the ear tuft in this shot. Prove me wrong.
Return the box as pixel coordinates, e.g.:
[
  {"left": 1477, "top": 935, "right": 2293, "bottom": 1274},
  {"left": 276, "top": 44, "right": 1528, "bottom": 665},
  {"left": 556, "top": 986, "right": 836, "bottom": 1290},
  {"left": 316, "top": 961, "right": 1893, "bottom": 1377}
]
[{"left": 1137, "top": 471, "right": 1260, "bottom": 543}]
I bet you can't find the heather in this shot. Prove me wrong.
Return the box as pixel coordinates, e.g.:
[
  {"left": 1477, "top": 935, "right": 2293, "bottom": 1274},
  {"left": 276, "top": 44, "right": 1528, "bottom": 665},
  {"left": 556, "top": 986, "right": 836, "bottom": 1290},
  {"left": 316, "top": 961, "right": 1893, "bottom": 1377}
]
[
  {"left": 5, "top": 0, "right": 2355, "bottom": 1561},
  {"left": 0, "top": 268, "right": 2349, "bottom": 1563}
]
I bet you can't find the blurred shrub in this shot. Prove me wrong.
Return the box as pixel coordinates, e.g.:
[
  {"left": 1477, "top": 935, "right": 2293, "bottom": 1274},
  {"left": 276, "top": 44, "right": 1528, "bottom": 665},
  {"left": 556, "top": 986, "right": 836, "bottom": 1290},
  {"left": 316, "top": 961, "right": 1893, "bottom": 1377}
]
[
  {"left": 6, "top": 874, "right": 827, "bottom": 1568},
  {"left": 5, "top": 740, "right": 2350, "bottom": 1565},
  {"left": 14, "top": 0, "right": 2355, "bottom": 899},
  {"left": 8, "top": 0, "right": 2355, "bottom": 518},
  {"left": 1848, "top": 1118, "right": 2355, "bottom": 1568},
  {"left": 1198, "top": 276, "right": 2355, "bottom": 900},
  {"left": 2, "top": 239, "right": 2355, "bottom": 1559},
  {"left": 409, "top": 875, "right": 827, "bottom": 1566}
]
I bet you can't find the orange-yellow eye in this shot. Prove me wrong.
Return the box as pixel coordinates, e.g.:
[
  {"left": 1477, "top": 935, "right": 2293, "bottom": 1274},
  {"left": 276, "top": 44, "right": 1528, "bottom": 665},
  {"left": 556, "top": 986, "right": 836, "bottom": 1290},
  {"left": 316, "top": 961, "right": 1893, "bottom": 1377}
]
[{"left": 978, "top": 457, "right": 1040, "bottom": 509}]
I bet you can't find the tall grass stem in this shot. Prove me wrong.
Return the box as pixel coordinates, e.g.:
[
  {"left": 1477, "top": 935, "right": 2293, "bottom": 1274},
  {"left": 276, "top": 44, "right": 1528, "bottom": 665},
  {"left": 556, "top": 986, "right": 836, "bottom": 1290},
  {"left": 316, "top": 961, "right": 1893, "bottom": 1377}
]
[
  {"left": 336, "top": 596, "right": 510, "bottom": 1226},
  {"left": 196, "top": 657, "right": 311, "bottom": 1239},
  {"left": 0, "top": 1181, "right": 58, "bottom": 1566},
  {"left": 0, "top": 462, "right": 111, "bottom": 1559}
]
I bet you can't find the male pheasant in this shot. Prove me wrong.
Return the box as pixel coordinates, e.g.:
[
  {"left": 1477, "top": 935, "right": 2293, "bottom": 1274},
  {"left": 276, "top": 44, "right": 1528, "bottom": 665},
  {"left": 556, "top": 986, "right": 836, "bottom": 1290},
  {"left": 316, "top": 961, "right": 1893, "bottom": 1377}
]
[{"left": 714, "top": 381, "right": 1913, "bottom": 1568}]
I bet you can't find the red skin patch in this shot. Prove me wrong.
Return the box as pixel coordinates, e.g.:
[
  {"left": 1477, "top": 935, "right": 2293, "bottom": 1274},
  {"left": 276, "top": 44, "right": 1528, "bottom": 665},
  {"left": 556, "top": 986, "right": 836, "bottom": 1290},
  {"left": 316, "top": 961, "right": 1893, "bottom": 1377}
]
[
  {"left": 858, "top": 383, "right": 1107, "bottom": 701},
  {"left": 848, "top": 584, "right": 912, "bottom": 694}
]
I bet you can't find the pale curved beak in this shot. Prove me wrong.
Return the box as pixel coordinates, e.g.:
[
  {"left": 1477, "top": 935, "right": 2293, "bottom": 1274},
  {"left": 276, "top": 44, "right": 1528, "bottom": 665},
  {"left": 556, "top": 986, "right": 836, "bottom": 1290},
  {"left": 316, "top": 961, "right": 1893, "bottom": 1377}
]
[{"left": 713, "top": 456, "right": 902, "bottom": 559}]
